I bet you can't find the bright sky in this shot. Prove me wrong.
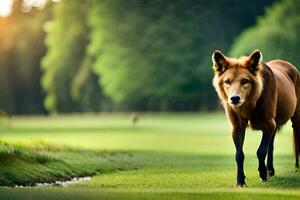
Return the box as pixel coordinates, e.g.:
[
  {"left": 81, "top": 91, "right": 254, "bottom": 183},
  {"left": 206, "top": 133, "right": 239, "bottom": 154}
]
[
  {"left": 0, "top": 0, "right": 13, "bottom": 17},
  {"left": 0, "top": 0, "right": 61, "bottom": 17}
]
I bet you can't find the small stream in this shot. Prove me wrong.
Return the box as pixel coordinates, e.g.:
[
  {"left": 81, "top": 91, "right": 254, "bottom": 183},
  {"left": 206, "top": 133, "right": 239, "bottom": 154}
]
[{"left": 8, "top": 176, "right": 92, "bottom": 188}]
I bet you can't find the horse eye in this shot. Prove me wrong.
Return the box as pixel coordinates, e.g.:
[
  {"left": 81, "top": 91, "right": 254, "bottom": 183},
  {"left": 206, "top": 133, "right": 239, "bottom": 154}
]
[
  {"left": 241, "top": 79, "right": 249, "bottom": 85},
  {"left": 224, "top": 79, "right": 231, "bottom": 85}
]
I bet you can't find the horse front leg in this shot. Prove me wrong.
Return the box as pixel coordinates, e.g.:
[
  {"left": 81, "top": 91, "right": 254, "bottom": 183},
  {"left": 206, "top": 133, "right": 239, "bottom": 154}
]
[
  {"left": 267, "top": 131, "right": 276, "bottom": 177},
  {"left": 232, "top": 128, "right": 246, "bottom": 187},
  {"left": 257, "top": 121, "right": 276, "bottom": 181}
]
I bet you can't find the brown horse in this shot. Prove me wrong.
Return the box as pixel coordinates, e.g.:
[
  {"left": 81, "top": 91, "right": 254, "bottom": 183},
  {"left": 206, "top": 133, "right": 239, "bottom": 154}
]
[{"left": 212, "top": 49, "right": 300, "bottom": 187}]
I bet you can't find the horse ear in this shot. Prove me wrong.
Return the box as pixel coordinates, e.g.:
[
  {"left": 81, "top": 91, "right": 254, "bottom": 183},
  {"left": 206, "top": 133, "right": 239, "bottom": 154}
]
[
  {"left": 212, "top": 50, "right": 228, "bottom": 72},
  {"left": 247, "top": 49, "right": 262, "bottom": 73}
]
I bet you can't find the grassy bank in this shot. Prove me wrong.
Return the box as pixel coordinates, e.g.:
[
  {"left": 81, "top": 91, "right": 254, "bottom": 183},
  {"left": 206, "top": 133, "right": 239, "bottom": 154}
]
[{"left": 0, "top": 141, "right": 137, "bottom": 186}]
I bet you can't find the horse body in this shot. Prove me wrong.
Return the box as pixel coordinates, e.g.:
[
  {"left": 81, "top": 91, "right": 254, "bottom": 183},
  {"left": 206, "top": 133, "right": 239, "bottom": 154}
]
[{"left": 212, "top": 50, "right": 300, "bottom": 186}]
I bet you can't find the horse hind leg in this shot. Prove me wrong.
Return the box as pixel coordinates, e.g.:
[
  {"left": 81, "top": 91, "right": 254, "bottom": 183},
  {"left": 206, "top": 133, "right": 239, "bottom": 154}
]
[
  {"left": 292, "top": 73, "right": 300, "bottom": 168},
  {"left": 291, "top": 108, "right": 300, "bottom": 168},
  {"left": 292, "top": 113, "right": 300, "bottom": 168}
]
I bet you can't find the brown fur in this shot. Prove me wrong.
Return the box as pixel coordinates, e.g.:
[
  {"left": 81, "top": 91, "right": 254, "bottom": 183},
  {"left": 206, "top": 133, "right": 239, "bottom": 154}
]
[{"left": 212, "top": 49, "right": 300, "bottom": 186}]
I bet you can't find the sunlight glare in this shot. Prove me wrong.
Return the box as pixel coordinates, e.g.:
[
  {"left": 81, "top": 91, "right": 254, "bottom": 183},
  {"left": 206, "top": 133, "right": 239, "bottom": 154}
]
[
  {"left": 23, "top": 0, "right": 47, "bottom": 9},
  {"left": 0, "top": 0, "right": 13, "bottom": 17}
]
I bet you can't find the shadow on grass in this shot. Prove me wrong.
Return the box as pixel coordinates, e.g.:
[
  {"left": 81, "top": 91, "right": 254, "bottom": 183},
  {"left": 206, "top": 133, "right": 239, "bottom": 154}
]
[
  {"left": 120, "top": 152, "right": 300, "bottom": 189},
  {"left": 265, "top": 171, "right": 300, "bottom": 189}
]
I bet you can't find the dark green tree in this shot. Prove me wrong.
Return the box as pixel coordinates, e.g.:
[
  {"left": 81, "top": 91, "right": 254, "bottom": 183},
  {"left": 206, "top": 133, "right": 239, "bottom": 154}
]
[
  {"left": 89, "top": 0, "right": 276, "bottom": 110},
  {"left": 231, "top": 0, "right": 300, "bottom": 66},
  {"left": 0, "top": 0, "right": 51, "bottom": 114},
  {"left": 42, "top": 0, "right": 108, "bottom": 113}
]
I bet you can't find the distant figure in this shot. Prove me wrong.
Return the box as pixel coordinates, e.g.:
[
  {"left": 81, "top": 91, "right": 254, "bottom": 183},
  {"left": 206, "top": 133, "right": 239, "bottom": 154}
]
[
  {"left": 0, "top": 110, "right": 7, "bottom": 116},
  {"left": 131, "top": 112, "right": 139, "bottom": 127},
  {"left": 0, "top": 109, "right": 10, "bottom": 128}
]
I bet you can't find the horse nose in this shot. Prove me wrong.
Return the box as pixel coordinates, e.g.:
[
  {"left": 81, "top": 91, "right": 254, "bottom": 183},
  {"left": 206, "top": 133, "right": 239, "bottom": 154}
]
[{"left": 230, "top": 95, "right": 240, "bottom": 104}]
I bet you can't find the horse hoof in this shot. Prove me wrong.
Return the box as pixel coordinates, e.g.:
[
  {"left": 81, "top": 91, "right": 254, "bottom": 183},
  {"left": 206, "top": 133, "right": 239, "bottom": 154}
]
[
  {"left": 267, "top": 169, "right": 275, "bottom": 177},
  {"left": 259, "top": 170, "right": 268, "bottom": 181},
  {"left": 260, "top": 173, "right": 268, "bottom": 181},
  {"left": 235, "top": 183, "right": 246, "bottom": 187},
  {"left": 260, "top": 175, "right": 268, "bottom": 181}
]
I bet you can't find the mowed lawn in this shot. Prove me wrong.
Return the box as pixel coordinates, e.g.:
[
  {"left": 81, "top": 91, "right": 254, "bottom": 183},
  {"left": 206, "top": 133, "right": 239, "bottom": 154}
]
[{"left": 0, "top": 113, "right": 300, "bottom": 200}]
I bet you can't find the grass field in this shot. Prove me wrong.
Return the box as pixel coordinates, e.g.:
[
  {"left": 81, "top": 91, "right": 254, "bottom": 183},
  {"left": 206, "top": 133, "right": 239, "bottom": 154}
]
[{"left": 0, "top": 113, "right": 300, "bottom": 200}]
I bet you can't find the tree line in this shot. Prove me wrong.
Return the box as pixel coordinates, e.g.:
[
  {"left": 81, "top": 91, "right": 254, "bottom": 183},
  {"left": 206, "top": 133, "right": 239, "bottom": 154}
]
[{"left": 1, "top": 0, "right": 291, "bottom": 114}]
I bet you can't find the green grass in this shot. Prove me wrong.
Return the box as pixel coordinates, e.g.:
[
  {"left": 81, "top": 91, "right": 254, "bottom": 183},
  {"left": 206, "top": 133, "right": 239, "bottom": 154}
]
[
  {"left": 0, "top": 112, "right": 300, "bottom": 200},
  {"left": 0, "top": 141, "right": 138, "bottom": 186}
]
